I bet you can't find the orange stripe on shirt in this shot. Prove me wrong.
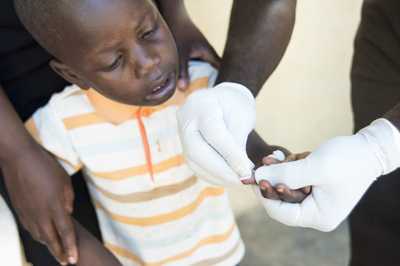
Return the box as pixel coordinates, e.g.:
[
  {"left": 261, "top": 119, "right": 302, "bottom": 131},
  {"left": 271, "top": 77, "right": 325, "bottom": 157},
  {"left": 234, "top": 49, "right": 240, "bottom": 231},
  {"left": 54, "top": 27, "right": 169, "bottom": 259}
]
[
  {"left": 91, "top": 154, "right": 185, "bottom": 180},
  {"left": 105, "top": 223, "right": 236, "bottom": 266},
  {"left": 63, "top": 113, "right": 108, "bottom": 130},
  {"left": 94, "top": 186, "right": 225, "bottom": 226}
]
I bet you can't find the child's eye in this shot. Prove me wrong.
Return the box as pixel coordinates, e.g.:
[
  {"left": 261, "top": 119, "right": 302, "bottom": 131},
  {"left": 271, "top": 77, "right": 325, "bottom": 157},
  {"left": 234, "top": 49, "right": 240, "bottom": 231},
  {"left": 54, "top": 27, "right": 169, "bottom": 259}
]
[
  {"left": 141, "top": 24, "right": 158, "bottom": 40},
  {"left": 104, "top": 55, "right": 123, "bottom": 72}
]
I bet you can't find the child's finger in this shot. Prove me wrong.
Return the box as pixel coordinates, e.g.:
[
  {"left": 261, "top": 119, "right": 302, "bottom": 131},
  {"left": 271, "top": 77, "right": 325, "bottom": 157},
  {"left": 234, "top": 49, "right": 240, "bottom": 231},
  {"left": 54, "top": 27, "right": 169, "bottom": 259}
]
[
  {"left": 259, "top": 180, "right": 280, "bottom": 200},
  {"left": 275, "top": 184, "right": 308, "bottom": 203}
]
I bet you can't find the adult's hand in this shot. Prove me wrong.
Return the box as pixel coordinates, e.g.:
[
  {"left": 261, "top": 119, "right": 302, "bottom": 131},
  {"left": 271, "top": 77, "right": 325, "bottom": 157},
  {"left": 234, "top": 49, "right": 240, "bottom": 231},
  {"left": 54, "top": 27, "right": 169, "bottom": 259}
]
[
  {"left": 254, "top": 119, "right": 400, "bottom": 231},
  {"left": 2, "top": 144, "right": 77, "bottom": 265},
  {"left": 156, "top": 0, "right": 220, "bottom": 91},
  {"left": 178, "top": 82, "right": 256, "bottom": 186},
  {"left": 0, "top": 86, "right": 77, "bottom": 265}
]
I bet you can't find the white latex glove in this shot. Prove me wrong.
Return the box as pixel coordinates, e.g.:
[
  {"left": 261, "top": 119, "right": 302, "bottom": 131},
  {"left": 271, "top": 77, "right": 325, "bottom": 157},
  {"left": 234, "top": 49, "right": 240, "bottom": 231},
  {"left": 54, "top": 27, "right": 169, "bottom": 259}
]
[
  {"left": 254, "top": 119, "right": 400, "bottom": 231},
  {"left": 177, "top": 82, "right": 256, "bottom": 186}
]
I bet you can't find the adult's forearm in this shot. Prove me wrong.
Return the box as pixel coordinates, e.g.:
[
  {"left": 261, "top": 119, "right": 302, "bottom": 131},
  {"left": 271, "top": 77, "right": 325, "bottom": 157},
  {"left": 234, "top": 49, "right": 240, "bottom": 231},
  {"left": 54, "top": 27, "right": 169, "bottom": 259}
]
[
  {"left": 0, "top": 85, "right": 38, "bottom": 164},
  {"left": 217, "top": 0, "right": 297, "bottom": 96}
]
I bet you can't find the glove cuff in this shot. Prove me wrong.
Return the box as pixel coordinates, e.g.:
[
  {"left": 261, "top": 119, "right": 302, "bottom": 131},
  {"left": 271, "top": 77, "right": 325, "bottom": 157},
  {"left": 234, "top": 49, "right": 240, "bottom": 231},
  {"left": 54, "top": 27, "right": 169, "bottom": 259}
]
[
  {"left": 212, "top": 82, "right": 255, "bottom": 102},
  {"left": 359, "top": 118, "right": 400, "bottom": 175}
]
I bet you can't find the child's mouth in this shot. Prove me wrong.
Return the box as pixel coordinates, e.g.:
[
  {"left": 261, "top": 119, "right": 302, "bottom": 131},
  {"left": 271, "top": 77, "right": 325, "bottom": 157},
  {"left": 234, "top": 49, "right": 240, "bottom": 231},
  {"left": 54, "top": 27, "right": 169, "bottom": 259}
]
[{"left": 145, "top": 72, "right": 176, "bottom": 102}]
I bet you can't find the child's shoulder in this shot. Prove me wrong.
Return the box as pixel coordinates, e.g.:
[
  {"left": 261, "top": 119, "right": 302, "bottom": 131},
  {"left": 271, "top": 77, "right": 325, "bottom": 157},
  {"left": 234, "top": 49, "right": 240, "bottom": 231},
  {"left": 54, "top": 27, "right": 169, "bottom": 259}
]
[{"left": 47, "top": 85, "right": 93, "bottom": 119}]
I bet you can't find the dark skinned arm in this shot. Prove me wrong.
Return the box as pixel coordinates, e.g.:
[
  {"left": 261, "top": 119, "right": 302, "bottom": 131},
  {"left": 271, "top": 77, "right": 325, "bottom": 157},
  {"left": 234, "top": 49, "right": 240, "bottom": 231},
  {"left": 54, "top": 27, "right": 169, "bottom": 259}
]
[
  {"left": 216, "top": 0, "right": 297, "bottom": 96},
  {"left": 220, "top": 1, "right": 306, "bottom": 202},
  {"left": 0, "top": 85, "right": 77, "bottom": 265},
  {"left": 218, "top": 0, "right": 296, "bottom": 161}
]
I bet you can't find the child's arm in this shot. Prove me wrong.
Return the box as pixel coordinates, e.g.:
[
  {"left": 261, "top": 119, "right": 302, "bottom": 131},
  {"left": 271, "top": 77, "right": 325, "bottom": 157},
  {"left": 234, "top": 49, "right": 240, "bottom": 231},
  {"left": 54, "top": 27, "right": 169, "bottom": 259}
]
[
  {"left": 74, "top": 220, "right": 122, "bottom": 266},
  {"left": 0, "top": 85, "right": 77, "bottom": 265}
]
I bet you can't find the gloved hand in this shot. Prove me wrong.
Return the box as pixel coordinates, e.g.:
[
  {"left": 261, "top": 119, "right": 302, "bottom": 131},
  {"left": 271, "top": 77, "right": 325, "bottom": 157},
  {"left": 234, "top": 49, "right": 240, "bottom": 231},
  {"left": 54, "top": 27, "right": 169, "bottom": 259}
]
[
  {"left": 254, "top": 119, "right": 400, "bottom": 231},
  {"left": 177, "top": 82, "right": 256, "bottom": 186}
]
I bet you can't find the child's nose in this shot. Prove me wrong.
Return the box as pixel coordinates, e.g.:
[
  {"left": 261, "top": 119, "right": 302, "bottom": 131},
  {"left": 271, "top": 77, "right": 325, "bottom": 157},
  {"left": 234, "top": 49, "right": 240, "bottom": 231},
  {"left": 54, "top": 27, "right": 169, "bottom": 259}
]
[{"left": 132, "top": 47, "right": 161, "bottom": 79}]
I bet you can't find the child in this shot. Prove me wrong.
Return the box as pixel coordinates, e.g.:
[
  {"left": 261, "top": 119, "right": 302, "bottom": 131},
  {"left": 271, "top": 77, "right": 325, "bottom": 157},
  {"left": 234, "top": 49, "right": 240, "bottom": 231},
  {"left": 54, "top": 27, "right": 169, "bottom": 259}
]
[{"left": 16, "top": 0, "right": 244, "bottom": 264}]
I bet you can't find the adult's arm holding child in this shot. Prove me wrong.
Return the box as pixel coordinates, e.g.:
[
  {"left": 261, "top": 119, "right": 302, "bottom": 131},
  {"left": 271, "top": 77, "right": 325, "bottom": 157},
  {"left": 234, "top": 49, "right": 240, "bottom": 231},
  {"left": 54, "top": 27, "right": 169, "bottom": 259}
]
[
  {"left": 215, "top": 0, "right": 297, "bottom": 95},
  {"left": 0, "top": 85, "right": 77, "bottom": 265}
]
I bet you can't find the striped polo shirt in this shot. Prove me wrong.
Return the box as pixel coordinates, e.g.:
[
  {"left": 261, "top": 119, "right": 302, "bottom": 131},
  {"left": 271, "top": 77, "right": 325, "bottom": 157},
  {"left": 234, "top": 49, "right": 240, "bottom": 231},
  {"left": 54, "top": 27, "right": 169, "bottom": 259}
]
[{"left": 25, "top": 61, "right": 244, "bottom": 266}]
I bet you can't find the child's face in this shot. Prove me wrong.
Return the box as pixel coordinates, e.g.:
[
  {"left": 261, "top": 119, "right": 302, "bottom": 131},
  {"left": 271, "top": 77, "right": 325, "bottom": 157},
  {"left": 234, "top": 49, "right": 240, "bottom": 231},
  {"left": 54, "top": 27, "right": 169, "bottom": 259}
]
[{"left": 51, "top": 0, "right": 179, "bottom": 106}]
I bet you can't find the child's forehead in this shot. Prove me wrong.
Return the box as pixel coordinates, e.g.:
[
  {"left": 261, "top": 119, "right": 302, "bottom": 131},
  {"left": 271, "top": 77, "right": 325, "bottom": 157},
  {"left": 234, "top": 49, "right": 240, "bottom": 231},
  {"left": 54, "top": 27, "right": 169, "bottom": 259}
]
[
  {"left": 75, "top": 0, "right": 153, "bottom": 29},
  {"left": 62, "top": 0, "right": 154, "bottom": 55}
]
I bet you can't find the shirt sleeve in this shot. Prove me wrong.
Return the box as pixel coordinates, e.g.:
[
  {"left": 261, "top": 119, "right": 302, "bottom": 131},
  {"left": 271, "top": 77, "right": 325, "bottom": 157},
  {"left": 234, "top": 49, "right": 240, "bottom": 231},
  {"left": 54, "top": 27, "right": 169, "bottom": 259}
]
[{"left": 25, "top": 104, "right": 82, "bottom": 175}]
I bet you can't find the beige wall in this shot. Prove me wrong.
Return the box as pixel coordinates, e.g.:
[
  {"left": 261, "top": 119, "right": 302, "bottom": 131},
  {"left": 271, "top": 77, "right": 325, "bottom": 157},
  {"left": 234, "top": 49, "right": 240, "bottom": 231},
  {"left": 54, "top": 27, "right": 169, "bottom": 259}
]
[{"left": 186, "top": 0, "right": 363, "bottom": 153}]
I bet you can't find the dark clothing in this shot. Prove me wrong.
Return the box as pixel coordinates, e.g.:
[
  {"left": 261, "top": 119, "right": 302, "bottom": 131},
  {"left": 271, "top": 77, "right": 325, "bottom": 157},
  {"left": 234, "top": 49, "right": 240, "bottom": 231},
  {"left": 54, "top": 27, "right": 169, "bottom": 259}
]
[
  {"left": 0, "top": 1, "right": 101, "bottom": 265},
  {"left": 0, "top": 0, "right": 69, "bottom": 121},
  {"left": 350, "top": 0, "right": 400, "bottom": 265}
]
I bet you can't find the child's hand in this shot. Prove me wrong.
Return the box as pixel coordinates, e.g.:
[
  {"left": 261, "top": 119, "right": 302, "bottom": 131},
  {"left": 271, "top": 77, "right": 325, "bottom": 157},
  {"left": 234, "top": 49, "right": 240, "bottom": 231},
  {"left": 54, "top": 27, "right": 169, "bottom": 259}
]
[{"left": 258, "top": 152, "right": 311, "bottom": 203}]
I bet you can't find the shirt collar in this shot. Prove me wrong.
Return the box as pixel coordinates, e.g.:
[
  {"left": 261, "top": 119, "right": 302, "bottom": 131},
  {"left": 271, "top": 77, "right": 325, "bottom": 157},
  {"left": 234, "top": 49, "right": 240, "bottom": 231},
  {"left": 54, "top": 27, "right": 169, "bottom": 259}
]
[{"left": 84, "top": 87, "right": 187, "bottom": 124}]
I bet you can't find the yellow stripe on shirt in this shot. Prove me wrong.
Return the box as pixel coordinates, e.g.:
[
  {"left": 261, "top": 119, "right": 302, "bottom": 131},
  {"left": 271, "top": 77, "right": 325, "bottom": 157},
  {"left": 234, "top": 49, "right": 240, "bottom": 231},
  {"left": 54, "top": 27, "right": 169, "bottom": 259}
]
[
  {"left": 91, "top": 154, "right": 185, "bottom": 180},
  {"left": 63, "top": 113, "right": 108, "bottom": 130},
  {"left": 191, "top": 239, "right": 242, "bottom": 266},
  {"left": 105, "top": 223, "right": 236, "bottom": 266},
  {"left": 94, "top": 186, "right": 225, "bottom": 226}
]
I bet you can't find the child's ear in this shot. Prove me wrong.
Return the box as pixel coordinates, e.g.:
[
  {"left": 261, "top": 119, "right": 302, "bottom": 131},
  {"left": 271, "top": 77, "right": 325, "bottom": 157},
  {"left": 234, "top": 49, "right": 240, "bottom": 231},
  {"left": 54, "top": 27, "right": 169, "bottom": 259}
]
[{"left": 50, "top": 59, "right": 90, "bottom": 89}]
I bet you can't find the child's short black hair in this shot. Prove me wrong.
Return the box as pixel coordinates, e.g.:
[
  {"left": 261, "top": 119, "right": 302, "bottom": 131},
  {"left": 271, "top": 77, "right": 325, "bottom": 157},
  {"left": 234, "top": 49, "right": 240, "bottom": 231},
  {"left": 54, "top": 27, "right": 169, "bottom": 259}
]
[{"left": 14, "top": 0, "right": 83, "bottom": 58}]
